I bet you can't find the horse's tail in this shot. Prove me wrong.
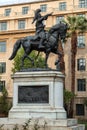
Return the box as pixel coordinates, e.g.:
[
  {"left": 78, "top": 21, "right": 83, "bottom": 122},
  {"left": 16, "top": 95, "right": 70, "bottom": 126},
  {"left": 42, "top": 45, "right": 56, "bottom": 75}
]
[{"left": 9, "top": 39, "right": 22, "bottom": 60}]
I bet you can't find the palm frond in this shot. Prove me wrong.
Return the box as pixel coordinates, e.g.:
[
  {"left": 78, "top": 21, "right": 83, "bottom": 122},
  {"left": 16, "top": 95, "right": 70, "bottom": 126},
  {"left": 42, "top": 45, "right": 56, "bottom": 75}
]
[{"left": 66, "top": 16, "right": 87, "bottom": 33}]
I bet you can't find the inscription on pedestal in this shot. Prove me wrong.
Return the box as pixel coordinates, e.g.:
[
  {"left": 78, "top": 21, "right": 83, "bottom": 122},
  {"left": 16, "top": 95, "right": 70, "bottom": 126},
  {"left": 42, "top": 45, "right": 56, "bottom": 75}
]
[{"left": 18, "top": 85, "right": 49, "bottom": 103}]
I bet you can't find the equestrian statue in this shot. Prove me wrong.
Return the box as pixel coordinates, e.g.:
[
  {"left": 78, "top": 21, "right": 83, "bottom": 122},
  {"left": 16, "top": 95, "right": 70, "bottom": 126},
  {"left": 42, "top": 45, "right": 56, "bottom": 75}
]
[{"left": 9, "top": 9, "right": 67, "bottom": 69}]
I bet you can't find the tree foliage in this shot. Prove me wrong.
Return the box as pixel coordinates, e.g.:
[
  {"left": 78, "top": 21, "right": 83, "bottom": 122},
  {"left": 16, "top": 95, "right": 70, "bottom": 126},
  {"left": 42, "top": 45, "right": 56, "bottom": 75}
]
[
  {"left": 65, "top": 16, "right": 87, "bottom": 34},
  {"left": 12, "top": 48, "right": 46, "bottom": 73},
  {"left": 64, "top": 89, "right": 75, "bottom": 117},
  {"left": 64, "top": 89, "right": 75, "bottom": 104},
  {"left": 0, "top": 87, "right": 11, "bottom": 116}
]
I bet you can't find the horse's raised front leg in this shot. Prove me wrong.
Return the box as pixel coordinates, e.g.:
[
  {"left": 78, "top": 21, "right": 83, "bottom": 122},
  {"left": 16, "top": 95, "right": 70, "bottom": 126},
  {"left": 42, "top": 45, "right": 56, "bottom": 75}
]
[
  {"left": 54, "top": 50, "right": 63, "bottom": 70},
  {"left": 45, "top": 49, "right": 50, "bottom": 68},
  {"left": 57, "top": 51, "right": 63, "bottom": 63}
]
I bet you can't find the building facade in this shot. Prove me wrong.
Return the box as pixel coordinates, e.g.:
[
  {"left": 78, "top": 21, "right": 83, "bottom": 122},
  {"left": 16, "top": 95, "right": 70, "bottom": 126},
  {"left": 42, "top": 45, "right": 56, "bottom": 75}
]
[{"left": 0, "top": 0, "right": 87, "bottom": 119}]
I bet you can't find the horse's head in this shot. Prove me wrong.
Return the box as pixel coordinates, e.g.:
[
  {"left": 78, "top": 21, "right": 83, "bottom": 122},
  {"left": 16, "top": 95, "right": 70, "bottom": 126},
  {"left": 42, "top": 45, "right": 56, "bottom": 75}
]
[
  {"left": 58, "top": 22, "right": 68, "bottom": 42},
  {"left": 49, "top": 22, "right": 68, "bottom": 42}
]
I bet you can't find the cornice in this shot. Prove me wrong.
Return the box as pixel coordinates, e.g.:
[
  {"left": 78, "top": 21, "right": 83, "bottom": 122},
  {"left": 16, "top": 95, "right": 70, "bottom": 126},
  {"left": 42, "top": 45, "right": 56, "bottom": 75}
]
[
  {"left": 0, "top": 0, "right": 59, "bottom": 8},
  {"left": 0, "top": 29, "right": 35, "bottom": 35}
]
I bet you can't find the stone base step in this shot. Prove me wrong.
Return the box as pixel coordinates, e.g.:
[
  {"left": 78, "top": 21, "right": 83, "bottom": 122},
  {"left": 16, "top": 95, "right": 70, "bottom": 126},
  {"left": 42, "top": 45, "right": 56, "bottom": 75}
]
[
  {"left": 0, "top": 118, "right": 85, "bottom": 130},
  {"left": 9, "top": 107, "right": 67, "bottom": 119},
  {"left": 70, "top": 124, "right": 85, "bottom": 130}
]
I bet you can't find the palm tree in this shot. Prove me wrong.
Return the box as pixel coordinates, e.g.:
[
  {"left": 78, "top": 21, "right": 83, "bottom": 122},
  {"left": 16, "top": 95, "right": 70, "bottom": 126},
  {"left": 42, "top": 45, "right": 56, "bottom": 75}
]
[{"left": 64, "top": 16, "right": 87, "bottom": 117}]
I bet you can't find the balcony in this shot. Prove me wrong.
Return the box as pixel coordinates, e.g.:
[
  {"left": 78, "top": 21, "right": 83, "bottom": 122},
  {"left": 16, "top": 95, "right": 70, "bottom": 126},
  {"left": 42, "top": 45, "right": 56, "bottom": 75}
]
[{"left": 0, "top": 10, "right": 34, "bottom": 20}]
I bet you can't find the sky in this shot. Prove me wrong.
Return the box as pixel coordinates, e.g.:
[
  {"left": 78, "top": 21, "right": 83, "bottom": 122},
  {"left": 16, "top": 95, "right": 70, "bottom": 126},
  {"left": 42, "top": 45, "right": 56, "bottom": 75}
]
[{"left": 0, "top": 0, "right": 41, "bottom": 6}]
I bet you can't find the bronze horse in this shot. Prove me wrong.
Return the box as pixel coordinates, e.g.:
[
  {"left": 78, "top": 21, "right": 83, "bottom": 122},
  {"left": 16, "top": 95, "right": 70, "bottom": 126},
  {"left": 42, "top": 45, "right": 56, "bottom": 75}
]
[{"left": 9, "top": 22, "right": 67, "bottom": 68}]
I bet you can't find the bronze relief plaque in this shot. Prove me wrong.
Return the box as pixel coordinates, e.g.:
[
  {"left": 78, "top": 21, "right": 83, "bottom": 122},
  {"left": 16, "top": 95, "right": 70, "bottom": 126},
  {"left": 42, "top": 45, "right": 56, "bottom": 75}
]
[{"left": 18, "top": 85, "right": 49, "bottom": 103}]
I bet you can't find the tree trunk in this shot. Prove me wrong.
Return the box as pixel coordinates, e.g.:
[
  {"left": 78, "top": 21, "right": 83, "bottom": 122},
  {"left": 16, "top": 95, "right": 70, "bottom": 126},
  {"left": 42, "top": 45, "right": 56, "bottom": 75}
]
[
  {"left": 70, "top": 32, "right": 77, "bottom": 117},
  {"left": 58, "top": 39, "right": 65, "bottom": 97},
  {"left": 71, "top": 32, "right": 77, "bottom": 92},
  {"left": 58, "top": 39, "right": 65, "bottom": 73}
]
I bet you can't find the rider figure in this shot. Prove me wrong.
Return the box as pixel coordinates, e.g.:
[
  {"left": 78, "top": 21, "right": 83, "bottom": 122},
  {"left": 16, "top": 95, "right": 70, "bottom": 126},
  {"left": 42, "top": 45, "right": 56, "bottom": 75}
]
[{"left": 32, "top": 8, "right": 52, "bottom": 49}]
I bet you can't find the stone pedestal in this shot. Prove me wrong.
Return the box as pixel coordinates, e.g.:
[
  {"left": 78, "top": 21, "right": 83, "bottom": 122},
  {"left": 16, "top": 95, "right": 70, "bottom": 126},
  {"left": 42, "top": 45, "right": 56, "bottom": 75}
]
[
  {"left": 5, "top": 70, "right": 85, "bottom": 130},
  {"left": 9, "top": 70, "right": 66, "bottom": 119}
]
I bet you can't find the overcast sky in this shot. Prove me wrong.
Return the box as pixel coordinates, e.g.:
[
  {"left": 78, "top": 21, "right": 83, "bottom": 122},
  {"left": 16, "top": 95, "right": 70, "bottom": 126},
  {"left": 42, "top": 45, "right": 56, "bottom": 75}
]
[{"left": 0, "top": 0, "right": 41, "bottom": 6}]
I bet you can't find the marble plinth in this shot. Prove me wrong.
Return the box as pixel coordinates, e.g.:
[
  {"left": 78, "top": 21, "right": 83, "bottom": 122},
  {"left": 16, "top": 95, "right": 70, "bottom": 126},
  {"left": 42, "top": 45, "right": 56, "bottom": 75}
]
[{"left": 9, "top": 70, "right": 66, "bottom": 119}]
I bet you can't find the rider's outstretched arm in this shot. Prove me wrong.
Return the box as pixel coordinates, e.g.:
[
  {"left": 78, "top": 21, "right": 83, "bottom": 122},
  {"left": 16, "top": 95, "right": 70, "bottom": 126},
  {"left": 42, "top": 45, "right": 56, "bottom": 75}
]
[
  {"left": 44, "top": 12, "right": 53, "bottom": 20},
  {"left": 37, "top": 12, "right": 53, "bottom": 22}
]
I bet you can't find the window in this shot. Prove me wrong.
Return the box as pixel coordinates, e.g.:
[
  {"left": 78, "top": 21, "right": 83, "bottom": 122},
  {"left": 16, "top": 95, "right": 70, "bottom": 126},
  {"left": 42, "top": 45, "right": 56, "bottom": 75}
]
[
  {"left": 0, "top": 41, "right": 6, "bottom": 52},
  {"left": 0, "top": 22, "right": 7, "bottom": 31},
  {"left": 18, "top": 20, "right": 25, "bottom": 29},
  {"left": 79, "top": 0, "right": 87, "bottom": 8},
  {"left": 0, "top": 81, "right": 5, "bottom": 92},
  {"left": 76, "top": 104, "right": 85, "bottom": 115},
  {"left": 56, "top": 16, "right": 64, "bottom": 24},
  {"left": 77, "top": 79, "right": 86, "bottom": 91},
  {"left": 0, "top": 62, "right": 6, "bottom": 73},
  {"left": 22, "top": 7, "right": 29, "bottom": 15},
  {"left": 59, "top": 2, "right": 66, "bottom": 11},
  {"left": 77, "top": 58, "right": 86, "bottom": 71},
  {"left": 5, "top": 8, "right": 11, "bottom": 16},
  {"left": 40, "top": 4, "right": 47, "bottom": 12},
  {"left": 77, "top": 35, "right": 85, "bottom": 48}
]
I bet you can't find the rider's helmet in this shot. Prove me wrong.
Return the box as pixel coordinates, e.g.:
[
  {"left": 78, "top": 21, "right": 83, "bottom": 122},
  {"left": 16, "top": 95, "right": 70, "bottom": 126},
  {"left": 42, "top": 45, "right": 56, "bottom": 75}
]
[{"left": 32, "top": 9, "right": 41, "bottom": 24}]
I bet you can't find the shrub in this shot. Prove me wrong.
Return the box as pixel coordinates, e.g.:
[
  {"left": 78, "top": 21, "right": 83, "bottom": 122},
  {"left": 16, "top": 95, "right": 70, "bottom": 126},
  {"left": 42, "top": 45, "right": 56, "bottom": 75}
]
[{"left": 0, "top": 87, "right": 11, "bottom": 116}]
